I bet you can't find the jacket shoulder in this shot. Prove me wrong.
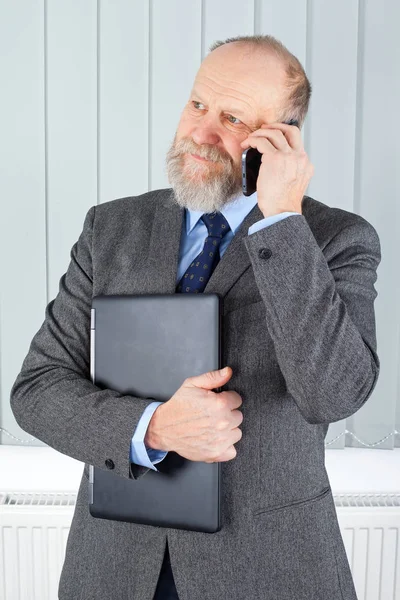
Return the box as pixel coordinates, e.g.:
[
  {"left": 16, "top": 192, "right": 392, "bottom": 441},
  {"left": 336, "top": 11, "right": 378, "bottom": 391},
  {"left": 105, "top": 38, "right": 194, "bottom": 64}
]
[
  {"left": 303, "top": 195, "right": 380, "bottom": 245},
  {"left": 94, "top": 187, "right": 173, "bottom": 218}
]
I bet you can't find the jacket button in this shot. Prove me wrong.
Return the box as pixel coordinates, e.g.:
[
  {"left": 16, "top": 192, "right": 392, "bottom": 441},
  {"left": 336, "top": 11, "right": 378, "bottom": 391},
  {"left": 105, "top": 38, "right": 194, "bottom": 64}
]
[
  {"left": 259, "top": 248, "right": 272, "bottom": 259},
  {"left": 105, "top": 459, "right": 115, "bottom": 470}
]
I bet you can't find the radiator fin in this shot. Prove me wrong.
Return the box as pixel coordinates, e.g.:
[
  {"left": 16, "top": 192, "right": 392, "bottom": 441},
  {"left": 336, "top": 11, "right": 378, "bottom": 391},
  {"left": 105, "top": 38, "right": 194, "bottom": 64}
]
[{"left": 0, "top": 492, "right": 77, "bottom": 507}]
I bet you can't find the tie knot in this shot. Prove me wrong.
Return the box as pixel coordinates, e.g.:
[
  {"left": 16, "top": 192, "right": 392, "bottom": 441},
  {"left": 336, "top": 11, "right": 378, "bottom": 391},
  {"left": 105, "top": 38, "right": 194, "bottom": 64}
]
[{"left": 201, "top": 212, "right": 231, "bottom": 238}]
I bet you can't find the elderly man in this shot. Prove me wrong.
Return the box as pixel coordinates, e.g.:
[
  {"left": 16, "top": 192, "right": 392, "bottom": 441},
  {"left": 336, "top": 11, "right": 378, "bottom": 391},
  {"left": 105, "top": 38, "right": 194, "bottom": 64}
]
[{"left": 11, "top": 35, "right": 380, "bottom": 600}]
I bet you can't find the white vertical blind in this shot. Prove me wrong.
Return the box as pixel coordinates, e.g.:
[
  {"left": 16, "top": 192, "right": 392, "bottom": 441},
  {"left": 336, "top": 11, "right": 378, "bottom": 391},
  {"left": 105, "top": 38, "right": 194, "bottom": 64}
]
[
  {"left": 149, "top": 0, "right": 202, "bottom": 191},
  {"left": 0, "top": 0, "right": 398, "bottom": 450},
  {"left": 46, "top": 0, "right": 98, "bottom": 303},
  {"left": 99, "top": 0, "right": 150, "bottom": 202},
  {"left": 0, "top": 0, "right": 48, "bottom": 447}
]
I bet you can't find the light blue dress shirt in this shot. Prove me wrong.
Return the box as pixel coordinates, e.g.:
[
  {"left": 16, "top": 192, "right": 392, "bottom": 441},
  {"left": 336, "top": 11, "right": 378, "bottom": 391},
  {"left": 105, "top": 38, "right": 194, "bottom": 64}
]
[{"left": 130, "top": 191, "right": 301, "bottom": 470}]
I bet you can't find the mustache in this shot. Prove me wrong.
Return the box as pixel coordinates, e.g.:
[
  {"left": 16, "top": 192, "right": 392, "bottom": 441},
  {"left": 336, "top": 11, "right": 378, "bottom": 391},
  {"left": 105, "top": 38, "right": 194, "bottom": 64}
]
[{"left": 172, "top": 138, "right": 233, "bottom": 165}]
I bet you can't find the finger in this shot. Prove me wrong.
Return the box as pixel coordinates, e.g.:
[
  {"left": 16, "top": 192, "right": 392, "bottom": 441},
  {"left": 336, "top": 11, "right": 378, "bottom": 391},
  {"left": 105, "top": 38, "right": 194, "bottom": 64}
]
[
  {"left": 241, "top": 136, "right": 278, "bottom": 156},
  {"left": 260, "top": 122, "right": 303, "bottom": 151},
  {"left": 241, "top": 128, "right": 290, "bottom": 153}
]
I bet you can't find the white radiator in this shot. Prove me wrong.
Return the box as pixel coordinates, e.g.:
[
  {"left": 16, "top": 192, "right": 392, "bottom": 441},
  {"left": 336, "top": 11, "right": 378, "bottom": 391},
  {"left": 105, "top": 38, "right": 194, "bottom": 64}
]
[{"left": 1, "top": 492, "right": 400, "bottom": 600}]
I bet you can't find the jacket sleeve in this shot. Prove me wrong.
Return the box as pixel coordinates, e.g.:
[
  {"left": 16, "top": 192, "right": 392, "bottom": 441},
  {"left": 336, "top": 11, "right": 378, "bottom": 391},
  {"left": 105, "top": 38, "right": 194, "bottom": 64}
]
[
  {"left": 10, "top": 205, "right": 157, "bottom": 480},
  {"left": 243, "top": 213, "right": 381, "bottom": 425}
]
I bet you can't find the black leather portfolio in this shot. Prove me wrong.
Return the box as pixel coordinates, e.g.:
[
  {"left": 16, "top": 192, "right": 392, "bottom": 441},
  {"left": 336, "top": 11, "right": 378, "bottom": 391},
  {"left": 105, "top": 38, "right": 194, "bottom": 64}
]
[{"left": 88, "top": 294, "right": 222, "bottom": 533}]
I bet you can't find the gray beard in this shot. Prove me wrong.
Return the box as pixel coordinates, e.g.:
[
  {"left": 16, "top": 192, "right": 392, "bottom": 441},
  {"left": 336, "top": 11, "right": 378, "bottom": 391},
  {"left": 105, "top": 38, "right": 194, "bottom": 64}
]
[{"left": 165, "top": 141, "right": 243, "bottom": 213}]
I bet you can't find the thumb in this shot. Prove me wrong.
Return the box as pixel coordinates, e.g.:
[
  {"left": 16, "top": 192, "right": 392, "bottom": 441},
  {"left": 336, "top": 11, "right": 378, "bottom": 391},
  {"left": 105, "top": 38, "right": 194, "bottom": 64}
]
[{"left": 185, "top": 366, "right": 232, "bottom": 390}]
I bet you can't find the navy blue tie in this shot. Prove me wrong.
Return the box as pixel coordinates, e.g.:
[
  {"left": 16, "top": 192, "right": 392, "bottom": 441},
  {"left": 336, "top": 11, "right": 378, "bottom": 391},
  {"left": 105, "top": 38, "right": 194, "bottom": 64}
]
[{"left": 176, "top": 212, "right": 231, "bottom": 293}]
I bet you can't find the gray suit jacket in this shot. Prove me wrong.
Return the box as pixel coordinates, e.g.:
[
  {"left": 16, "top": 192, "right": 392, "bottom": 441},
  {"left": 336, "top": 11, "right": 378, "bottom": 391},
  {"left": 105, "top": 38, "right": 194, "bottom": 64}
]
[{"left": 10, "top": 188, "right": 381, "bottom": 600}]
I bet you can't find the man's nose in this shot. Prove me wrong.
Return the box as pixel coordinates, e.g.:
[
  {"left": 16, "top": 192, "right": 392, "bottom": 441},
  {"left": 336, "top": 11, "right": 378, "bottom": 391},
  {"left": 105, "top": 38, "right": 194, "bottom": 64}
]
[{"left": 191, "top": 119, "right": 221, "bottom": 147}]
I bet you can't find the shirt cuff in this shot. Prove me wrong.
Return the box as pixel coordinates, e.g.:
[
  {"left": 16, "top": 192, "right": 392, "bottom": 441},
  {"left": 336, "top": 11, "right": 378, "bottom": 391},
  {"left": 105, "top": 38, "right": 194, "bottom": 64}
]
[
  {"left": 248, "top": 212, "right": 301, "bottom": 235},
  {"left": 130, "top": 401, "right": 168, "bottom": 471}
]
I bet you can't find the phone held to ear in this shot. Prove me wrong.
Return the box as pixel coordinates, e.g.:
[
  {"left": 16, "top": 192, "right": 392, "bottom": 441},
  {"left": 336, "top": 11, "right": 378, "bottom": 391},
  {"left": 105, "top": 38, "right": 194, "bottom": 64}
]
[{"left": 241, "top": 119, "right": 299, "bottom": 197}]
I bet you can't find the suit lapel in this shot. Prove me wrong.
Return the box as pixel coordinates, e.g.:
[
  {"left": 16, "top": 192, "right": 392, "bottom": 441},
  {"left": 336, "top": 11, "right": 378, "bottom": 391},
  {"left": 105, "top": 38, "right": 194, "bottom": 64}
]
[
  {"left": 144, "top": 191, "right": 184, "bottom": 294},
  {"left": 203, "top": 200, "right": 265, "bottom": 296},
  {"left": 146, "top": 189, "right": 266, "bottom": 298}
]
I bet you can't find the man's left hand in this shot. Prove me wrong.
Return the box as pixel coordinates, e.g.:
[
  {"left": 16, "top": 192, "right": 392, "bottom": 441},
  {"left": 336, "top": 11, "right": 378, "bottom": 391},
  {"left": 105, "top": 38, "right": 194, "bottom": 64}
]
[{"left": 240, "top": 122, "right": 314, "bottom": 218}]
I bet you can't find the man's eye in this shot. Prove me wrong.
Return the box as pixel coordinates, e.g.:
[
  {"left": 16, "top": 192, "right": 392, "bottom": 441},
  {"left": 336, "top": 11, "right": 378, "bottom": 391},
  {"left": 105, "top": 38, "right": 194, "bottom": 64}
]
[
  {"left": 191, "top": 102, "right": 243, "bottom": 125},
  {"left": 226, "top": 115, "right": 242, "bottom": 125}
]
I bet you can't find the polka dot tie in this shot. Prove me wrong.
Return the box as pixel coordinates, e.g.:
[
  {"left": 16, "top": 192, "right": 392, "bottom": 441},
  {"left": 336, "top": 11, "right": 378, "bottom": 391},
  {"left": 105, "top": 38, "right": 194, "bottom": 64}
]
[{"left": 176, "top": 212, "right": 231, "bottom": 293}]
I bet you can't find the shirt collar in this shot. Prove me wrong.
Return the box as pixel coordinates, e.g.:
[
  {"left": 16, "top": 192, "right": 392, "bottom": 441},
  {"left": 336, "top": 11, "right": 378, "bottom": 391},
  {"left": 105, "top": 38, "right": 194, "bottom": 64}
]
[{"left": 185, "top": 192, "right": 259, "bottom": 235}]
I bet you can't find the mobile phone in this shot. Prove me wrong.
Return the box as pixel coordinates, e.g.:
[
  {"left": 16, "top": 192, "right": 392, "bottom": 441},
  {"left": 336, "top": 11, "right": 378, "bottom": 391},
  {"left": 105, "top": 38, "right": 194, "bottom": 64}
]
[{"left": 241, "top": 119, "right": 299, "bottom": 196}]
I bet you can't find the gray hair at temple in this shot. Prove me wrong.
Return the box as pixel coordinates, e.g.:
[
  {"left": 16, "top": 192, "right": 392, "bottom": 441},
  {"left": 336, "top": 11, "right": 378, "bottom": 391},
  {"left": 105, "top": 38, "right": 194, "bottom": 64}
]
[{"left": 208, "top": 35, "right": 312, "bottom": 130}]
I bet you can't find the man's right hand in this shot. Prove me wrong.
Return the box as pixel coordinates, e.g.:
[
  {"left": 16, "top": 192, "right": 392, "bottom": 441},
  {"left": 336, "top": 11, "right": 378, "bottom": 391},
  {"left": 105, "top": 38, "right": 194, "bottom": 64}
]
[{"left": 145, "top": 367, "right": 243, "bottom": 463}]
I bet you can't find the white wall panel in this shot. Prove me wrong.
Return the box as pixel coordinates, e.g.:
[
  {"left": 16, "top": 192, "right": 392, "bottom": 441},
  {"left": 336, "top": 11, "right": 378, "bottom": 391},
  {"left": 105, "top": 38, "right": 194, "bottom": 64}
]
[
  {"left": 305, "top": 0, "right": 359, "bottom": 213},
  {"left": 0, "top": 0, "right": 47, "bottom": 446},
  {"left": 99, "top": 0, "right": 150, "bottom": 202},
  {"left": 256, "top": 0, "right": 307, "bottom": 68},
  {"left": 202, "top": 0, "right": 254, "bottom": 60},
  {"left": 150, "top": 0, "right": 202, "bottom": 191},
  {"left": 46, "top": 0, "right": 97, "bottom": 302}
]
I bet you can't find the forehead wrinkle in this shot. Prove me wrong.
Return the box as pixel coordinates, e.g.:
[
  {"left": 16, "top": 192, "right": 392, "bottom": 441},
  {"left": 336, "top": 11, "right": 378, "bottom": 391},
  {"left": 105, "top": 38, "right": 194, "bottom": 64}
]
[
  {"left": 200, "top": 68, "right": 259, "bottom": 98},
  {"left": 196, "top": 73, "right": 256, "bottom": 106},
  {"left": 193, "top": 78, "right": 256, "bottom": 117},
  {"left": 200, "top": 63, "right": 261, "bottom": 93}
]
